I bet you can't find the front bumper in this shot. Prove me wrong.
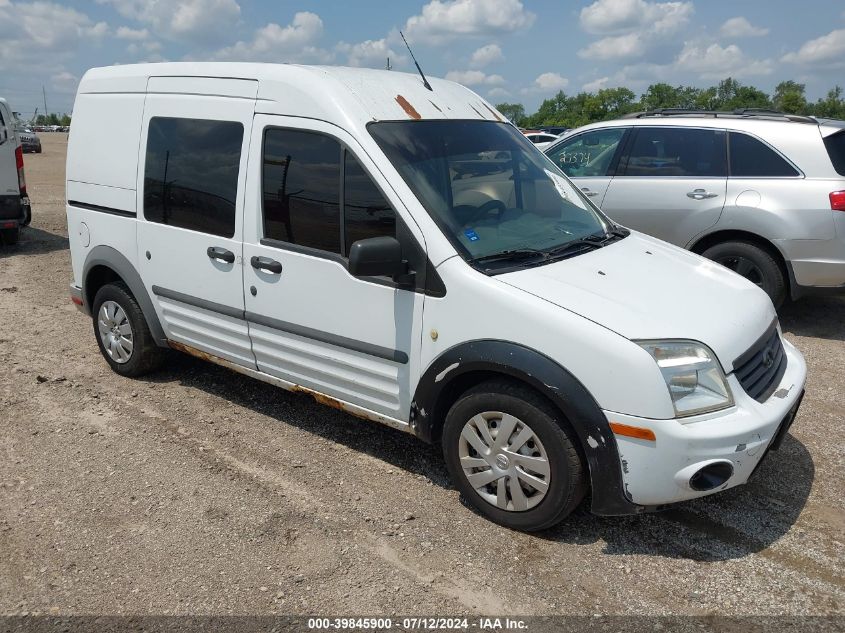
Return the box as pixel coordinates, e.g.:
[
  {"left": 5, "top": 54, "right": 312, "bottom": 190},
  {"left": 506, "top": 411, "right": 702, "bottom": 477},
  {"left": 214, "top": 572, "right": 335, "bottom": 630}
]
[{"left": 604, "top": 338, "right": 807, "bottom": 506}]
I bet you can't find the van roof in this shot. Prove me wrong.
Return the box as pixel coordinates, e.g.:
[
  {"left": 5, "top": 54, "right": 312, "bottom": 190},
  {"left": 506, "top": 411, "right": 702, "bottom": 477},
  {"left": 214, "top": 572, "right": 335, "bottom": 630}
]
[{"left": 78, "top": 62, "right": 505, "bottom": 126}]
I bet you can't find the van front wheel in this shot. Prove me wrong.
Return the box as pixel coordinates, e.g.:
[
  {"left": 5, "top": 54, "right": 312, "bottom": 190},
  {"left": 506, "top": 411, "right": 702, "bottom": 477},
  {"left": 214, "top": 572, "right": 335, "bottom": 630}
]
[
  {"left": 92, "top": 282, "right": 166, "bottom": 377},
  {"left": 442, "top": 380, "right": 585, "bottom": 531}
]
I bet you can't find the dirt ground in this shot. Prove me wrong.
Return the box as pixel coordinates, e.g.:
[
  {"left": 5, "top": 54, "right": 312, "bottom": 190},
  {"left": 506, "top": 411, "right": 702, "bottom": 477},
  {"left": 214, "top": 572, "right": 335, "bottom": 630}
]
[{"left": 0, "top": 133, "right": 843, "bottom": 617}]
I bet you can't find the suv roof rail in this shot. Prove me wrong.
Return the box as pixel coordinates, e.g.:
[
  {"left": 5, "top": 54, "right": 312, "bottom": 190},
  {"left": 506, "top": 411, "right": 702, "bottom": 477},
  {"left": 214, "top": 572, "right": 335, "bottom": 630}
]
[{"left": 621, "top": 108, "right": 818, "bottom": 124}]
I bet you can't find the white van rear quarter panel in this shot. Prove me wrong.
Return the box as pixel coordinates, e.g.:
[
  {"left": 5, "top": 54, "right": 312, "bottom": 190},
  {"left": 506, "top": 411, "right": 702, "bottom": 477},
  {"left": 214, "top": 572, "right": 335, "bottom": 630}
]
[{"left": 66, "top": 93, "right": 145, "bottom": 191}]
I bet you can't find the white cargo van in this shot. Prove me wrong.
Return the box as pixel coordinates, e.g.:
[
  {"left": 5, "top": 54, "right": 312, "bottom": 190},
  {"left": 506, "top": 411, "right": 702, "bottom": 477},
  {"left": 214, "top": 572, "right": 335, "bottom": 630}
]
[
  {"left": 0, "top": 98, "right": 30, "bottom": 245},
  {"left": 66, "top": 63, "right": 806, "bottom": 531}
]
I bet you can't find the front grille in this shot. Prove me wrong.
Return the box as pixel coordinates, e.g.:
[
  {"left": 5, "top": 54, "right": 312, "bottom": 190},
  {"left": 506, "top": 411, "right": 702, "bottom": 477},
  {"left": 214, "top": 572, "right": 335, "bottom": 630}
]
[{"left": 733, "top": 325, "right": 787, "bottom": 403}]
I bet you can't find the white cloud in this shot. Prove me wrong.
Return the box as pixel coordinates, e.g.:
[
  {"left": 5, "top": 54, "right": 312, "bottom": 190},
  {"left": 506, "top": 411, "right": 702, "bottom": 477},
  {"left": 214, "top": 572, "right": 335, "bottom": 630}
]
[
  {"left": 404, "top": 0, "right": 535, "bottom": 44},
  {"left": 579, "top": 0, "right": 692, "bottom": 35},
  {"left": 583, "top": 76, "right": 610, "bottom": 92},
  {"left": 719, "top": 17, "right": 769, "bottom": 38},
  {"left": 521, "top": 72, "right": 569, "bottom": 94},
  {"left": 487, "top": 87, "right": 511, "bottom": 99},
  {"left": 469, "top": 43, "right": 504, "bottom": 68},
  {"left": 445, "top": 69, "right": 506, "bottom": 86},
  {"left": 212, "top": 12, "right": 332, "bottom": 63},
  {"left": 782, "top": 29, "right": 845, "bottom": 66},
  {"left": 336, "top": 38, "right": 404, "bottom": 69},
  {"left": 578, "top": 33, "right": 644, "bottom": 60},
  {"left": 675, "top": 41, "right": 773, "bottom": 79},
  {"left": 116, "top": 26, "right": 150, "bottom": 40},
  {"left": 0, "top": 1, "right": 108, "bottom": 75},
  {"left": 50, "top": 71, "right": 79, "bottom": 93},
  {"left": 98, "top": 0, "right": 240, "bottom": 47},
  {"left": 577, "top": 0, "right": 691, "bottom": 62}
]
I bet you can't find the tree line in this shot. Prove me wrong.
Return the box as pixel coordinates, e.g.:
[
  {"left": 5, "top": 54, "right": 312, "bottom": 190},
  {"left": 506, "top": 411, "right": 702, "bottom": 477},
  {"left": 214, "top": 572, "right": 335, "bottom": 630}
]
[
  {"left": 31, "top": 113, "right": 71, "bottom": 127},
  {"left": 496, "top": 79, "right": 845, "bottom": 129}
]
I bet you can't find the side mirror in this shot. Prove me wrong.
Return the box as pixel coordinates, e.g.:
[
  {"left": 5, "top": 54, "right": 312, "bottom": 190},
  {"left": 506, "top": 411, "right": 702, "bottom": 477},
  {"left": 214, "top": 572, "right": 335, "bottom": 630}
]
[{"left": 348, "top": 236, "right": 413, "bottom": 283}]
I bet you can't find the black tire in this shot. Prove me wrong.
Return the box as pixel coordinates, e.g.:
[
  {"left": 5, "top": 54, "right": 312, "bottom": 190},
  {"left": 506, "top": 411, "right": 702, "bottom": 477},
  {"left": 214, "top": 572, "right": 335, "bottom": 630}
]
[
  {"left": 1, "top": 227, "right": 19, "bottom": 245},
  {"left": 442, "top": 379, "right": 586, "bottom": 532},
  {"left": 22, "top": 206, "right": 31, "bottom": 226},
  {"left": 702, "top": 240, "right": 787, "bottom": 308},
  {"left": 92, "top": 282, "right": 166, "bottom": 377},
  {"left": 36, "top": 147, "right": 42, "bottom": 154}
]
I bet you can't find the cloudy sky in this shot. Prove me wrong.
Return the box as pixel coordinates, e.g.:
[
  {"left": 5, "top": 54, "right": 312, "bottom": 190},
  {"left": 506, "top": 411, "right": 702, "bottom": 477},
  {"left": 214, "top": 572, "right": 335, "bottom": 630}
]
[{"left": 2, "top": 0, "right": 844, "bottom": 118}]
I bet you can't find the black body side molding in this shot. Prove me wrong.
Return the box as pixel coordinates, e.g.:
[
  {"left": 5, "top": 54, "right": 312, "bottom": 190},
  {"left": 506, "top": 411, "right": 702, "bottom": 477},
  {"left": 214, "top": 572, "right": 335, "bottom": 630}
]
[
  {"left": 411, "top": 340, "right": 645, "bottom": 516},
  {"left": 82, "top": 245, "right": 168, "bottom": 347}
]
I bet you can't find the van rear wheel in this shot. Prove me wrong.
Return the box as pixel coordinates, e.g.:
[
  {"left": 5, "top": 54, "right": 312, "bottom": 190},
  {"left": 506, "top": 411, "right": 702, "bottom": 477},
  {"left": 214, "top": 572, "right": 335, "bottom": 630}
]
[
  {"left": 442, "top": 379, "right": 585, "bottom": 531},
  {"left": 92, "top": 282, "right": 166, "bottom": 377},
  {"left": 702, "top": 240, "right": 787, "bottom": 308}
]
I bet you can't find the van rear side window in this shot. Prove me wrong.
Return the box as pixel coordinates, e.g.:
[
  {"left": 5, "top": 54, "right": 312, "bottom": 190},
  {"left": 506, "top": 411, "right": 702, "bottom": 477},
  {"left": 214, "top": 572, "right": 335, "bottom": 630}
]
[
  {"left": 143, "top": 117, "right": 243, "bottom": 238},
  {"left": 823, "top": 131, "right": 845, "bottom": 177}
]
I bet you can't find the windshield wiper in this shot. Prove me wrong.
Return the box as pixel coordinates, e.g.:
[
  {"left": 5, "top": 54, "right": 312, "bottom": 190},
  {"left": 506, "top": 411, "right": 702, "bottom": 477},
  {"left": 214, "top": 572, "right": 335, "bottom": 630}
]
[
  {"left": 547, "top": 226, "right": 631, "bottom": 261},
  {"left": 467, "top": 248, "right": 549, "bottom": 267}
]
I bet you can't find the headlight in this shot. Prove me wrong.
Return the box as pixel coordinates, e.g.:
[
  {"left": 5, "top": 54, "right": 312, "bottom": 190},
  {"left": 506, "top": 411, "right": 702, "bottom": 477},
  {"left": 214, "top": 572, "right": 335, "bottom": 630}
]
[{"left": 637, "top": 340, "right": 734, "bottom": 418}]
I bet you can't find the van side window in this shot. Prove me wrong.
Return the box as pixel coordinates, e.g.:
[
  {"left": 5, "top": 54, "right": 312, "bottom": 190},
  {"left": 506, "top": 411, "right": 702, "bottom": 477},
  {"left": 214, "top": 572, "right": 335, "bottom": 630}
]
[
  {"left": 143, "top": 117, "right": 243, "bottom": 238},
  {"left": 729, "top": 132, "right": 800, "bottom": 177},
  {"left": 262, "top": 129, "right": 342, "bottom": 254},
  {"left": 344, "top": 151, "right": 396, "bottom": 253},
  {"left": 620, "top": 128, "right": 726, "bottom": 177}
]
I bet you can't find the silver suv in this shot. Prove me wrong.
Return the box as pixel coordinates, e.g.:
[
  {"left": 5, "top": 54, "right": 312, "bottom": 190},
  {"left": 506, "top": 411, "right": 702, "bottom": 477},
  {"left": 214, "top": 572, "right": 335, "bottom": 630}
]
[{"left": 545, "top": 109, "right": 845, "bottom": 307}]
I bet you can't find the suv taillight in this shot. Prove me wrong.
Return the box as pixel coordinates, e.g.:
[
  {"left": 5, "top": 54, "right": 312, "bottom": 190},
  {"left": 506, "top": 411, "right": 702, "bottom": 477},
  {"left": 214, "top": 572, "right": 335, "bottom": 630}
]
[
  {"left": 15, "top": 145, "right": 26, "bottom": 196},
  {"left": 831, "top": 191, "right": 845, "bottom": 211}
]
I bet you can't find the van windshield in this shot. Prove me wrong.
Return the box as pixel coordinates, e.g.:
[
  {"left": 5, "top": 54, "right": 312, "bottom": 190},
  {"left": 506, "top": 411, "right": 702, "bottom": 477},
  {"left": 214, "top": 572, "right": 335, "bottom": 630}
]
[{"left": 369, "top": 120, "right": 618, "bottom": 272}]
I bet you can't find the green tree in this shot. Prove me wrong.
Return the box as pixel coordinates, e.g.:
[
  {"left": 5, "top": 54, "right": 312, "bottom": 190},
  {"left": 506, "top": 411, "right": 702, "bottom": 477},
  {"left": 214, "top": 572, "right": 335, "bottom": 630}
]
[
  {"left": 773, "top": 80, "right": 807, "bottom": 114},
  {"left": 811, "top": 86, "right": 845, "bottom": 119},
  {"left": 495, "top": 102, "right": 526, "bottom": 125}
]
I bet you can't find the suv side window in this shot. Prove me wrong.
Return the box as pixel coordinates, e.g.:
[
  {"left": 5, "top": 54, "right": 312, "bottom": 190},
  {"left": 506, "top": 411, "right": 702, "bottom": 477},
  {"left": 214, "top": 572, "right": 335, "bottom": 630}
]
[
  {"left": 729, "top": 132, "right": 800, "bottom": 177},
  {"left": 546, "top": 128, "right": 626, "bottom": 177},
  {"left": 144, "top": 117, "right": 244, "bottom": 238},
  {"left": 621, "top": 127, "right": 726, "bottom": 177},
  {"left": 262, "top": 128, "right": 398, "bottom": 257}
]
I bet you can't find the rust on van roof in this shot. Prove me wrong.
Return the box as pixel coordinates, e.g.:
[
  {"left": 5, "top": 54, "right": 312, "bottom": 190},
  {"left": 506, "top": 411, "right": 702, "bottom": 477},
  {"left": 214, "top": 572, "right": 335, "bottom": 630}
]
[{"left": 395, "top": 95, "right": 421, "bottom": 120}]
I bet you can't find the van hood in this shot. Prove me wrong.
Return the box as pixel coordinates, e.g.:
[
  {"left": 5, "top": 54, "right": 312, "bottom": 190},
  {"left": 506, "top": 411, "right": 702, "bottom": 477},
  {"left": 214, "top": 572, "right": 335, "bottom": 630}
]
[{"left": 497, "top": 232, "right": 776, "bottom": 372}]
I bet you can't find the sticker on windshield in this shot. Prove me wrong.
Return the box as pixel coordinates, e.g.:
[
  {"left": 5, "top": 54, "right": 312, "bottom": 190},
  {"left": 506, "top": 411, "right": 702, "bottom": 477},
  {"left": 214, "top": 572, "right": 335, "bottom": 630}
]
[{"left": 464, "top": 228, "right": 480, "bottom": 242}]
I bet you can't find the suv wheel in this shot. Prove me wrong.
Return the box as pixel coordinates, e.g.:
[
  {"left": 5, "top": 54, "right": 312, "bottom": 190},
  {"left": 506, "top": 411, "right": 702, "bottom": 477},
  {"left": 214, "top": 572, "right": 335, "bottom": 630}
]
[
  {"left": 702, "top": 241, "right": 787, "bottom": 308},
  {"left": 92, "top": 282, "right": 166, "bottom": 377},
  {"left": 1, "top": 227, "right": 19, "bottom": 245},
  {"left": 442, "top": 379, "right": 585, "bottom": 531}
]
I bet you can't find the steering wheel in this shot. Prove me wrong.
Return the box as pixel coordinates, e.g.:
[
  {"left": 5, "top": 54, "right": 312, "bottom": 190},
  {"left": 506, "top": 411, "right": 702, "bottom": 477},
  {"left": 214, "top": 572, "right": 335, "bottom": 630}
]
[{"left": 467, "top": 199, "right": 508, "bottom": 224}]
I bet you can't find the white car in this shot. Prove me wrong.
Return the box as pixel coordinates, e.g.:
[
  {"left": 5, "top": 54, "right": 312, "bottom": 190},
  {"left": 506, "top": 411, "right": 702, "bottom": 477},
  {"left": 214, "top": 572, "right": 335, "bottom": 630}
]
[
  {"left": 524, "top": 131, "right": 560, "bottom": 150},
  {"left": 66, "top": 63, "right": 806, "bottom": 531},
  {"left": 0, "top": 98, "right": 30, "bottom": 244}
]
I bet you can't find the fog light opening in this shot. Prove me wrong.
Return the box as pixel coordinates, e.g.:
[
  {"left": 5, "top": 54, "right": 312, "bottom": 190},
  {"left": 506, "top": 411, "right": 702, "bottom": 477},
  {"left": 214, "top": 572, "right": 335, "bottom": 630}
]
[{"left": 689, "top": 461, "right": 734, "bottom": 491}]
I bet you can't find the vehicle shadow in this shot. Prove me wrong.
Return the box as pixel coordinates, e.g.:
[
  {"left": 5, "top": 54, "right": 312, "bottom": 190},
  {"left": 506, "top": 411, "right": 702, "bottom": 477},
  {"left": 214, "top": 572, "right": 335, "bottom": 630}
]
[
  {"left": 149, "top": 353, "right": 814, "bottom": 562},
  {"left": 145, "top": 353, "right": 453, "bottom": 488},
  {"left": 538, "top": 433, "right": 814, "bottom": 561},
  {"left": 780, "top": 295, "right": 845, "bottom": 342},
  {"left": 0, "top": 226, "right": 69, "bottom": 258}
]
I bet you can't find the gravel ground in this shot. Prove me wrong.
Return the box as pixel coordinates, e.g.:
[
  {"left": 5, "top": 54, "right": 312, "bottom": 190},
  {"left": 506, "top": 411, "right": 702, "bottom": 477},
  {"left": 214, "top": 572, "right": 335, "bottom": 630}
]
[{"left": 0, "top": 133, "right": 843, "bottom": 617}]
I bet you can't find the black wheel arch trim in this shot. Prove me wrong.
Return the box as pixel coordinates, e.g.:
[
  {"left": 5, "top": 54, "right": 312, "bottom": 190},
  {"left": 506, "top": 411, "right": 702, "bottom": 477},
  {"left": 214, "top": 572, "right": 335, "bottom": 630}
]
[
  {"left": 82, "top": 245, "right": 168, "bottom": 347},
  {"left": 411, "top": 339, "right": 645, "bottom": 516}
]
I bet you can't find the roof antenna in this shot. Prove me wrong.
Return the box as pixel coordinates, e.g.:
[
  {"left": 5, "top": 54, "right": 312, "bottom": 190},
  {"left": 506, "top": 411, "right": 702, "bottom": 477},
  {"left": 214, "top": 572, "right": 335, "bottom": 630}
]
[{"left": 399, "top": 31, "right": 432, "bottom": 91}]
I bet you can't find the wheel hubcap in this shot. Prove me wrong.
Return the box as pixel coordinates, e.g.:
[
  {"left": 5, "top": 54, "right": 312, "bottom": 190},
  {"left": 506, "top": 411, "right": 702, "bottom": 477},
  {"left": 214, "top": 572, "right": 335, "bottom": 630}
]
[
  {"left": 717, "top": 255, "right": 764, "bottom": 288},
  {"left": 458, "top": 411, "right": 550, "bottom": 512},
  {"left": 97, "top": 300, "right": 134, "bottom": 364}
]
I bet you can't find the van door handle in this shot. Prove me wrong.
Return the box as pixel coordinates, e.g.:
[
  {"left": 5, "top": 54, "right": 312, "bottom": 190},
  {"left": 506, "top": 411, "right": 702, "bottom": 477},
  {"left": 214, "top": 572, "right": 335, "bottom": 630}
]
[
  {"left": 580, "top": 187, "right": 599, "bottom": 197},
  {"left": 687, "top": 189, "right": 719, "bottom": 200},
  {"left": 250, "top": 256, "right": 282, "bottom": 274},
  {"left": 207, "top": 246, "right": 235, "bottom": 264}
]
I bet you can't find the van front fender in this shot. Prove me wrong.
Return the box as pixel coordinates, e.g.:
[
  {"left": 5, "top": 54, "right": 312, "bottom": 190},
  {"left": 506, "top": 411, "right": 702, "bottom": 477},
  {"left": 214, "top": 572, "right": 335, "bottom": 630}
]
[{"left": 412, "top": 340, "right": 646, "bottom": 516}]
